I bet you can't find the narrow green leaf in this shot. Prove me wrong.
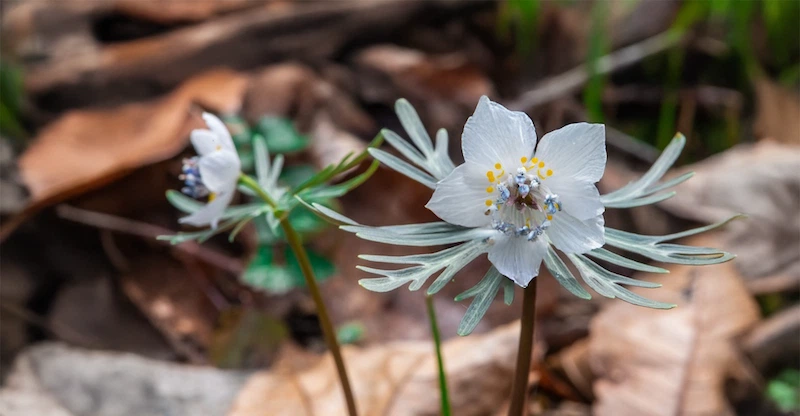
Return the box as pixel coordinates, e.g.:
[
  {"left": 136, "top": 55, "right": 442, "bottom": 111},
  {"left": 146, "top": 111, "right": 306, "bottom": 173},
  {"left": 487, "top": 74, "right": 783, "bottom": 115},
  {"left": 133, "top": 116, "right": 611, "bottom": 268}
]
[
  {"left": 368, "top": 148, "right": 437, "bottom": 189},
  {"left": 544, "top": 246, "right": 592, "bottom": 299},
  {"left": 456, "top": 267, "right": 504, "bottom": 336}
]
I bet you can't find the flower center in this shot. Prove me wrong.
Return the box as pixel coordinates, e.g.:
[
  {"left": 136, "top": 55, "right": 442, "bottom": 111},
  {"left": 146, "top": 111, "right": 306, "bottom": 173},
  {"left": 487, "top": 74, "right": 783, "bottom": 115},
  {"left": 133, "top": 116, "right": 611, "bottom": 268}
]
[
  {"left": 483, "top": 157, "right": 562, "bottom": 242},
  {"left": 180, "top": 156, "right": 210, "bottom": 199}
]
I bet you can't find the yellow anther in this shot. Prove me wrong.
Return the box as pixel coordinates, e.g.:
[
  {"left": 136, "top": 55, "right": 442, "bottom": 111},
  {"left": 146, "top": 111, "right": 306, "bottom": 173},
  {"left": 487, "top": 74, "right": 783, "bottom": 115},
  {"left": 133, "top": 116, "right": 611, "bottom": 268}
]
[
  {"left": 525, "top": 219, "right": 531, "bottom": 227},
  {"left": 520, "top": 157, "right": 528, "bottom": 164},
  {"left": 209, "top": 193, "right": 217, "bottom": 202},
  {"left": 546, "top": 169, "right": 553, "bottom": 176},
  {"left": 486, "top": 186, "right": 494, "bottom": 193},
  {"left": 547, "top": 215, "right": 553, "bottom": 221},
  {"left": 216, "top": 145, "right": 222, "bottom": 151},
  {"left": 532, "top": 157, "right": 538, "bottom": 164},
  {"left": 486, "top": 171, "right": 496, "bottom": 182},
  {"left": 485, "top": 200, "right": 493, "bottom": 206},
  {"left": 494, "top": 163, "right": 502, "bottom": 169},
  {"left": 538, "top": 161, "right": 545, "bottom": 168}
]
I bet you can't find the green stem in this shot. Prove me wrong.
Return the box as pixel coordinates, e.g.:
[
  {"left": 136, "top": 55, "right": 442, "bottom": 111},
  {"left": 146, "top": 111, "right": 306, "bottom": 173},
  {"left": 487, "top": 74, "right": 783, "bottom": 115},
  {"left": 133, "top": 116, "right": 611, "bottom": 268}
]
[
  {"left": 239, "top": 174, "right": 279, "bottom": 208},
  {"left": 240, "top": 174, "right": 358, "bottom": 416},
  {"left": 507, "top": 278, "right": 538, "bottom": 416},
  {"left": 426, "top": 295, "right": 452, "bottom": 416}
]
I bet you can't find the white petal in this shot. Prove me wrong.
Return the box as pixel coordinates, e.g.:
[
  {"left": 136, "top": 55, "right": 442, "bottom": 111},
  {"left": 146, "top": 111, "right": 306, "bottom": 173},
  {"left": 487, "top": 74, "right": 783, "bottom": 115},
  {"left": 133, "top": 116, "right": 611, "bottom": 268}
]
[
  {"left": 547, "top": 212, "right": 604, "bottom": 254},
  {"left": 462, "top": 96, "right": 537, "bottom": 169},
  {"left": 202, "top": 112, "right": 235, "bottom": 151},
  {"left": 198, "top": 150, "right": 241, "bottom": 193},
  {"left": 546, "top": 177, "right": 604, "bottom": 220},
  {"left": 488, "top": 234, "right": 547, "bottom": 287},
  {"left": 426, "top": 163, "right": 493, "bottom": 228},
  {"left": 190, "top": 129, "right": 219, "bottom": 156},
  {"left": 178, "top": 190, "right": 235, "bottom": 229},
  {"left": 535, "top": 123, "right": 606, "bottom": 184}
]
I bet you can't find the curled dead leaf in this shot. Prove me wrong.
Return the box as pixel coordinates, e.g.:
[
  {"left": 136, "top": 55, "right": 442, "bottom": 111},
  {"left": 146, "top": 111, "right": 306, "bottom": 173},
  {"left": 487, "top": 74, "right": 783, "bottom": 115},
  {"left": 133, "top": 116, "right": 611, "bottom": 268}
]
[
  {"left": 589, "top": 234, "right": 761, "bottom": 416},
  {"left": 660, "top": 141, "right": 800, "bottom": 281}
]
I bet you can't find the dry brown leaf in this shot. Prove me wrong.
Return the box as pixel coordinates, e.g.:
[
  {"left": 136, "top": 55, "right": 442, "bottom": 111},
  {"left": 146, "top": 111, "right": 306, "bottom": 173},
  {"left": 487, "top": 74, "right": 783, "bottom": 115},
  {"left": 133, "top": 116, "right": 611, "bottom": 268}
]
[
  {"left": 227, "top": 321, "right": 520, "bottom": 416},
  {"left": 355, "top": 45, "right": 494, "bottom": 108},
  {"left": 241, "top": 63, "right": 375, "bottom": 170},
  {"left": 120, "top": 254, "right": 220, "bottom": 364},
  {"left": 114, "top": 0, "right": 264, "bottom": 24},
  {"left": 589, "top": 234, "right": 761, "bottom": 416},
  {"left": 659, "top": 141, "right": 800, "bottom": 281},
  {"left": 4, "top": 69, "right": 248, "bottom": 238},
  {"left": 753, "top": 77, "right": 800, "bottom": 145},
  {"left": 10, "top": 0, "right": 453, "bottom": 110}
]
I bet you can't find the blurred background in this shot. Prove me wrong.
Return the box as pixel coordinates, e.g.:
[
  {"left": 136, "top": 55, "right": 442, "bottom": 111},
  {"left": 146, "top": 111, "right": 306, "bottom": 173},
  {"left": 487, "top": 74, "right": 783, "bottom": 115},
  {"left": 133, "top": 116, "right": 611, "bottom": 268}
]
[{"left": 0, "top": 0, "right": 798, "bottom": 415}]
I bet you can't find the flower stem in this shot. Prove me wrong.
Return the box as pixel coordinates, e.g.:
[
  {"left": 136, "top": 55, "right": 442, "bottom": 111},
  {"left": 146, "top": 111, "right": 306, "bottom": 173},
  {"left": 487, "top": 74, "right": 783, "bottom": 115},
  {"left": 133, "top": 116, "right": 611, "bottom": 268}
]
[
  {"left": 238, "top": 174, "right": 279, "bottom": 207},
  {"left": 508, "top": 278, "right": 538, "bottom": 416},
  {"left": 239, "top": 174, "right": 358, "bottom": 416},
  {"left": 281, "top": 222, "right": 358, "bottom": 416},
  {"left": 425, "top": 295, "right": 452, "bottom": 416}
]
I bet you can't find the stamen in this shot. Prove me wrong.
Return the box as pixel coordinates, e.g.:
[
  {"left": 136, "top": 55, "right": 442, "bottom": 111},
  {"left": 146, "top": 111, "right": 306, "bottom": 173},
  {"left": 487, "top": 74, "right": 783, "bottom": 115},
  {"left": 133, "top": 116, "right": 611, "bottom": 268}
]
[
  {"left": 496, "top": 183, "right": 511, "bottom": 204},
  {"left": 492, "top": 220, "right": 514, "bottom": 235},
  {"left": 514, "top": 168, "right": 527, "bottom": 185},
  {"left": 527, "top": 220, "right": 550, "bottom": 242},
  {"left": 180, "top": 156, "right": 209, "bottom": 199},
  {"left": 544, "top": 194, "right": 562, "bottom": 214}
]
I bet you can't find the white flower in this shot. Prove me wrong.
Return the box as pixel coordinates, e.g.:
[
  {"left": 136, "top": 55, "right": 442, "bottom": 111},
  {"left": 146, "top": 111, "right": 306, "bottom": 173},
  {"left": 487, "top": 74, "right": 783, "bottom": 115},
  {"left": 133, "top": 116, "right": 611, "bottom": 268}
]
[
  {"left": 178, "top": 112, "right": 241, "bottom": 229},
  {"left": 425, "top": 96, "right": 606, "bottom": 286},
  {"left": 310, "top": 96, "right": 736, "bottom": 335}
]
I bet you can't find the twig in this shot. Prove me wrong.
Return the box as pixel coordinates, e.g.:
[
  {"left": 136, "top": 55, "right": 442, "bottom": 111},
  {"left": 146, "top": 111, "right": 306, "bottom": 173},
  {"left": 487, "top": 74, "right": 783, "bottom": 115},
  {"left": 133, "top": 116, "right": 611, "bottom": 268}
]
[
  {"left": 742, "top": 304, "right": 800, "bottom": 374},
  {"left": 603, "top": 85, "right": 744, "bottom": 115},
  {"left": 746, "top": 274, "right": 800, "bottom": 296},
  {"left": 508, "top": 30, "right": 685, "bottom": 111},
  {"left": 56, "top": 204, "right": 243, "bottom": 274},
  {"left": 0, "top": 302, "right": 100, "bottom": 348}
]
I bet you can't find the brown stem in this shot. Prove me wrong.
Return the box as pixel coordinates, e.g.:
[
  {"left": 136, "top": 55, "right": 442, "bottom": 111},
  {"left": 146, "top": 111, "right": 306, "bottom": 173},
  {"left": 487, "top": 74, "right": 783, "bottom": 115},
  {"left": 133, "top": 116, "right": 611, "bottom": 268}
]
[{"left": 508, "top": 278, "right": 538, "bottom": 416}]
